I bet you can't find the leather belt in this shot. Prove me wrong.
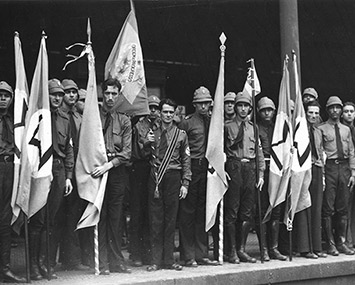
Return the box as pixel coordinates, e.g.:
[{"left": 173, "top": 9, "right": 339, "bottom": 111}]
[{"left": 326, "top": 158, "right": 348, "bottom": 165}]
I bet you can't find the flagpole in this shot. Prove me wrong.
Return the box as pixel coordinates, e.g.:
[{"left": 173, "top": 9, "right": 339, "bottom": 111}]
[
  {"left": 24, "top": 214, "right": 30, "bottom": 283},
  {"left": 250, "top": 59, "right": 264, "bottom": 263}
]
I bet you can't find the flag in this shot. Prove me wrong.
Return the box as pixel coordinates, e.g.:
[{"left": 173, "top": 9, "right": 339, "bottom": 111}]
[
  {"left": 14, "top": 33, "right": 52, "bottom": 223},
  {"left": 263, "top": 57, "right": 293, "bottom": 223},
  {"left": 105, "top": 0, "right": 149, "bottom": 117},
  {"left": 284, "top": 53, "right": 312, "bottom": 230},
  {"left": 242, "top": 63, "right": 261, "bottom": 97},
  {"left": 76, "top": 26, "right": 108, "bottom": 230},
  {"left": 205, "top": 33, "right": 228, "bottom": 231},
  {"left": 11, "top": 32, "right": 29, "bottom": 224}
]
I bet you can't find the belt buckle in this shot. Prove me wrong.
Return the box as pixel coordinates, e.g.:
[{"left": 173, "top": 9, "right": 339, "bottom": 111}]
[
  {"left": 334, "top": 159, "right": 339, "bottom": 164},
  {"left": 241, "top": 158, "right": 250, "bottom": 163},
  {"left": 4, "top": 155, "right": 10, "bottom": 162}
]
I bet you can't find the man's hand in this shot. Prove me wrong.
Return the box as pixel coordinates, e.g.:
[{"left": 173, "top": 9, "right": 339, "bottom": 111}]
[
  {"left": 64, "top": 179, "right": 73, "bottom": 197},
  {"left": 256, "top": 177, "right": 264, "bottom": 191},
  {"left": 179, "top": 185, "right": 188, "bottom": 200},
  {"left": 91, "top": 162, "right": 113, "bottom": 178},
  {"left": 348, "top": 176, "right": 355, "bottom": 193}
]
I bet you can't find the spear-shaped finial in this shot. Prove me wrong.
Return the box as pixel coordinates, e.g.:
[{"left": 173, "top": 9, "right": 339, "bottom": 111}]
[
  {"left": 87, "top": 18, "right": 92, "bottom": 45},
  {"left": 219, "top": 32, "right": 226, "bottom": 56},
  {"left": 42, "top": 30, "right": 47, "bottom": 38},
  {"left": 14, "top": 31, "right": 19, "bottom": 37}
]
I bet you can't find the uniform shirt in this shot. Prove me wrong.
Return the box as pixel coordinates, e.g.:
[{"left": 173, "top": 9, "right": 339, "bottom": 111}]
[
  {"left": 257, "top": 120, "right": 274, "bottom": 158},
  {"left": 224, "top": 117, "right": 265, "bottom": 178},
  {"left": 178, "top": 112, "right": 209, "bottom": 159},
  {"left": 131, "top": 115, "right": 159, "bottom": 162},
  {"left": 99, "top": 106, "right": 132, "bottom": 167},
  {"left": 309, "top": 123, "right": 324, "bottom": 167},
  {"left": 149, "top": 123, "right": 192, "bottom": 187},
  {"left": 0, "top": 113, "right": 14, "bottom": 156},
  {"left": 224, "top": 113, "right": 236, "bottom": 125},
  {"left": 317, "top": 119, "right": 355, "bottom": 169},
  {"left": 52, "top": 109, "right": 74, "bottom": 179},
  {"left": 60, "top": 104, "right": 82, "bottom": 157}
]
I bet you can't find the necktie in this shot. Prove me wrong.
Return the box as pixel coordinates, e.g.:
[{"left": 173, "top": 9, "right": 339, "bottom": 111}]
[
  {"left": 231, "top": 121, "right": 245, "bottom": 150},
  {"left": 158, "top": 130, "right": 168, "bottom": 160},
  {"left": 1, "top": 115, "right": 12, "bottom": 144},
  {"left": 68, "top": 111, "right": 78, "bottom": 147},
  {"left": 309, "top": 126, "right": 319, "bottom": 160},
  {"left": 103, "top": 113, "right": 112, "bottom": 135},
  {"left": 335, "top": 123, "right": 344, "bottom": 160},
  {"left": 51, "top": 111, "right": 61, "bottom": 156}
]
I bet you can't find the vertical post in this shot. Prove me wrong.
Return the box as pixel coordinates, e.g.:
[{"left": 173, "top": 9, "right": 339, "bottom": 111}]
[
  {"left": 23, "top": 215, "right": 30, "bottom": 283},
  {"left": 280, "top": 0, "right": 301, "bottom": 100},
  {"left": 94, "top": 224, "right": 100, "bottom": 275},
  {"left": 218, "top": 200, "right": 224, "bottom": 264}
]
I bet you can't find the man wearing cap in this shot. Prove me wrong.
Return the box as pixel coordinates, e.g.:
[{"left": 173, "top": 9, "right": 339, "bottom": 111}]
[
  {"left": 224, "top": 92, "right": 236, "bottom": 123},
  {"left": 224, "top": 92, "right": 265, "bottom": 263},
  {"left": 256, "top": 97, "right": 287, "bottom": 261},
  {"left": 340, "top": 102, "right": 355, "bottom": 248},
  {"left": 318, "top": 96, "right": 355, "bottom": 256},
  {"left": 129, "top": 95, "right": 161, "bottom": 267},
  {"left": 28, "top": 79, "right": 74, "bottom": 280},
  {"left": 178, "top": 86, "right": 218, "bottom": 267},
  {"left": 91, "top": 78, "right": 132, "bottom": 274},
  {"left": 57, "top": 79, "right": 91, "bottom": 271},
  {"left": 75, "top": 89, "right": 87, "bottom": 115},
  {"left": 0, "top": 81, "right": 26, "bottom": 283}
]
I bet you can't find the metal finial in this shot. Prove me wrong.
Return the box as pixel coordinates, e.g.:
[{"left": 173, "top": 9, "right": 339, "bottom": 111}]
[
  {"left": 87, "top": 18, "right": 92, "bottom": 45},
  {"left": 219, "top": 32, "right": 226, "bottom": 56},
  {"left": 14, "top": 31, "right": 19, "bottom": 37}
]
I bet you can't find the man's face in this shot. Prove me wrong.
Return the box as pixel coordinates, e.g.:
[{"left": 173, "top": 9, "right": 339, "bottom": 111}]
[
  {"left": 224, "top": 101, "right": 235, "bottom": 116},
  {"left": 63, "top": 88, "right": 78, "bottom": 107},
  {"left": 235, "top": 102, "right": 251, "bottom": 120},
  {"left": 160, "top": 104, "right": 175, "bottom": 125},
  {"left": 327, "top": 104, "right": 342, "bottom": 121},
  {"left": 342, "top": 105, "right": 355, "bottom": 124},
  {"left": 194, "top": 101, "right": 211, "bottom": 116},
  {"left": 259, "top": 107, "right": 274, "bottom": 122},
  {"left": 302, "top": 94, "right": 316, "bottom": 104},
  {"left": 49, "top": 92, "right": 64, "bottom": 109},
  {"left": 0, "top": 91, "right": 12, "bottom": 111},
  {"left": 103, "top": 85, "right": 119, "bottom": 109},
  {"left": 306, "top": 106, "right": 320, "bottom": 125},
  {"left": 149, "top": 105, "right": 160, "bottom": 119}
]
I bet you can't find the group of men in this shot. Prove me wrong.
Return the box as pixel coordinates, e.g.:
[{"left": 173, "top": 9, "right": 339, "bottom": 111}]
[{"left": 1, "top": 76, "right": 355, "bottom": 282}]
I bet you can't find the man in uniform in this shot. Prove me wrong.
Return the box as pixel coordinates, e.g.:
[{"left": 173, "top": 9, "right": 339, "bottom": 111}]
[
  {"left": 91, "top": 78, "right": 132, "bottom": 274},
  {"left": 29, "top": 79, "right": 74, "bottom": 280},
  {"left": 318, "top": 96, "right": 355, "bottom": 256},
  {"left": 224, "top": 92, "right": 237, "bottom": 123},
  {"left": 224, "top": 92, "right": 264, "bottom": 264},
  {"left": 75, "top": 89, "right": 87, "bottom": 115},
  {"left": 146, "top": 98, "right": 191, "bottom": 271},
  {"left": 341, "top": 102, "right": 355, "bottom": 248},
  {"left": 302, "top": 87, "right": 318, "bottom": 105},
  {"left": 256, "top": 97, "right": 287, "bottom": 261},
  {"left": 0, "top": 81, "right": 26, "bottom": 283},
  {"left": 129, "top": 95, "right": 161, "bottom": 267},
  {"left": 179, "top": 86, "right": 218, "bottom": 267},
  {"left": 58, "top": 79, "right": 91, "bottom": 270}
]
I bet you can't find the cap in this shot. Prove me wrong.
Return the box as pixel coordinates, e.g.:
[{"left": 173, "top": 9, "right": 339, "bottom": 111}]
[
  {"left": 0, "top": 81, "right": 13, "bottom": 96},
  {"left": 78, "top": 89, "right": 87, "bottom": 100},
  {"left": 62, "top": 79, "right": 78, "bottom": 91},
  {"left": 303, "top": 87, "right": 318, "bottom": 100},
  {"left": 257, "top": 97, "right": 275, "bottom": 112},
  {"left": 224, "top": 92, "right": 236, "bottom": 103},
  {"left": 235, "top": 91, "right": 252, "bottom": 106},
  {"left": 48, "top": 79, "right": 64, "bottom": 94},
  {"left": 192, "top": 86, "right": 213, "bottom": 103},
  {"left": 326, "top": 96, "right": 343, "bottom": 108},
  {"left": 148, "top": 95, "right": 160, "bottom": 107}
]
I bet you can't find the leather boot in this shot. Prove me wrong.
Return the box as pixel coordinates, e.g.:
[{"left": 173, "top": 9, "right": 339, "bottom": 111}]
[
  {"left": 226, "top": 224, "right": 239, "bottom": 264},
  {"left": 335, "top": 216, "right": 355, "bottom": 255},
  {"left": 237, "top": 221, "right": 256, "bottom": 263},
  {"left": 268, "top": 220, "right": 287, "bottom": 261},
  {"left": 29, "top": 231, "right": 43, "bottom": 280},
  {"left": 0, "top": 231, "right": 26, "bottom": 283},
  {"left": 256, "top": 223, "right": 270, "bottom": 262},
  {"left": 38, "top": 231, "right": 57, "bottom": 279},
  {"left": 322, "top": 217, "right": 339, "bottom": 256}
]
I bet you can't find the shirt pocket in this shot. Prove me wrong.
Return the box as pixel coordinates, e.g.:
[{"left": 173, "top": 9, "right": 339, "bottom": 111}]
[
  {"left": 341, "top": 134, "right": 350, "bottom": 156},
  {"left": 248, "top": 136, "right": 256, "bottom": 155},
  {"left": 57, "top": 129, "right": 68, "bottom": 148}
]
